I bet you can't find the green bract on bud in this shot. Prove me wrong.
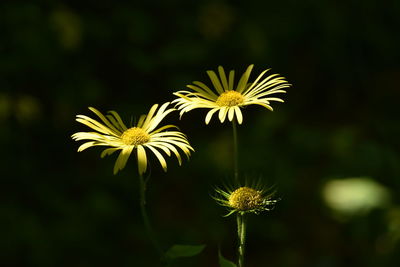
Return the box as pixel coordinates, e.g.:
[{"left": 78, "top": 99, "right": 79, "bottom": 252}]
[{"left": 213, "top": 184, "right": 278, "bottom": 216}]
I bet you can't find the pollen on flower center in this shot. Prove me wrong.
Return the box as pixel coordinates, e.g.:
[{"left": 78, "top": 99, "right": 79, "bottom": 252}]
[
  {"left": 121, "top": 127, "right": 150, "bottom": 146},
  {"left": 216, "top": 90, "right": 244, "bottom": 107},
  {"left": 229, "top": 187, "right": 263, "bottom": 211}
]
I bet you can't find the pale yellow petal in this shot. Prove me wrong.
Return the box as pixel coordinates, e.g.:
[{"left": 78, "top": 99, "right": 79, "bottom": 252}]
[
  {"left": 76, "top": 116, "right": 119, "bottom": 136},
  {"left": 264, "top": 97, "right": 284, "bottom": 102},
  {"left": 150, "top": 134, "right": 190, "bottom": 145},
  {"left": 153, "top": 142, "right": 182, "bottom": 165},
  {"left": 236, "top": 65, "right": 254, "bottom": 93},
  {"left": 136, "top": 114, "right": 147, "bottom": 128},
  {"left": 146, "top": 109, "right": 175, "bottom": 133},
  {"left": 243, "top": 69, "right": 270, "bottom": 93},
  {"left": 149, "top": 143, "right": 171, "bottom": 156},
  {"left": 145, "top": 103, "right": 175, "bottom": 133},
  {"left": 160, "top": 139, "right": 193, "bottom": 157},
  {"left": 206, "top": 70, "right": 224, "bottom": 94},
  {"left": 113, "top": 146, "right": 134, "bottom": 174},
  {"left": 249, "top": 101, "right": 273, "bottom": 111},
  {"left": 228, "top": 107, "right": 235, "bottom": 122},
  {"left": 88, "top": 107, "right": 121, "bottom": 134},
  {"left": 101, "top": 147, "right": 120, "bottom": 158},
  {"left": 186, "top": 85, "right": 218, "bottom": 100},
  {"left": 251, "top": 74, "right": 281, "bottom": 92},
  {"left": 192, "top": 81, "right": 218, "bottom": 97},
  {"left": 250, "top": 89, "right": 287, "bottom": 99},
  {"left": 106, "top": 115, "right": 125, "bottom": 132},
  {"left": 146, "top": 145, "right": 168, "bottom": 172},
  {"left": 228, "top": 70, "right": 235, "bottom": 90},
  {"left": 150, "top": 124, "right": 178, "bottom": 135},
  {"left": 205, "top": 108, "right": 220, "bottom": 124},
  {"left": 218, "top": 107, "right": 228, "bottom": 123},
  {"left": 72, "top": 132, "right": 110, "bottom": 142},
  {"left": 137, "top": 145, "right": 147, "bottom": 175},
  {"left": 107, "top": 110, "right": 128, "bottom": 131},
  {"left": 234, "top": 106, "right": 243, "bottom": 124},
  {"left": 77, "top": 141, "right": 96, "bottom": 152},
  {"left": 141, "top": 104, "right": 159, "bottom": 130},
  {"left": 246, "top": 75, "right": 289, "bottom": 98},
  {"left": 218, "top": 66, "right": 229, "bottom": 91}
]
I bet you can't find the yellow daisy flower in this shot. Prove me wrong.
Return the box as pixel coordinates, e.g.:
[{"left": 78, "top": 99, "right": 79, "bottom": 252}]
[
  {"left": 173, "top": 64, "right": 290, "bottom": 124},
  {"left": 71, "top": 102, "right": 193, "bottom": 175}
]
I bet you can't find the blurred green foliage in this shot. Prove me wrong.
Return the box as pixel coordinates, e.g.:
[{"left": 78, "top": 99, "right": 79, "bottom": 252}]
[{"left": 1, "top": 0, "right": 400, "bottom": 266}]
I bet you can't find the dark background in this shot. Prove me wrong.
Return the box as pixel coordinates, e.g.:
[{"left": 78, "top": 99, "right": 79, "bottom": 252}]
[{"left": 1, "top": 0, "right": 400, "bottom": 266}]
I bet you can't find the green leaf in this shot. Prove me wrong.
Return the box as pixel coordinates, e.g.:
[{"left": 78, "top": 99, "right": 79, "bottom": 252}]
[
  {"left": 218, "top": 250, "right": 237, "bottom": 267},
  {"left": 165, "top": 244, "right": 206, "bottom": 259}
]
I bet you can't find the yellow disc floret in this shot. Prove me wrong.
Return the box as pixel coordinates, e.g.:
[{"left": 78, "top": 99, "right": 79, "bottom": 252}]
[
  {"left": 216, "top": 90, "right": 245, "bottom": 107},
  {"left": 228, "top": 187, "right": 263, "bottom": 211},
  {"left": 121, "top": 127, "right": 150, "bottom": 146}
]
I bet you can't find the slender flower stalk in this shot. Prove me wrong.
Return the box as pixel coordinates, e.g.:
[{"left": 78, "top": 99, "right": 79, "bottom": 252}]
[
  {"left": 232, "top": 119, "right": 239, "bottom": 185},
  {"left": 232, "top": 118, "right": 244, "bottom": 266},
  {"left": 139, "top": 174, "right": 163, "bottom": 257},
  {"left": 237, "top": 213, "right": 247, "bottom": 267},
  {"left": 72, "top": 103, "right": 194, "bottom": 258}
]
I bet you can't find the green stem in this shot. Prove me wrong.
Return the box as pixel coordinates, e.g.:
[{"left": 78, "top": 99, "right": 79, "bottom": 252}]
[
  {"left": 232, "top": 119, "right": 239, "bottom": 185},
  {"left": 237, "top": 213, "right": 247, "bottom": 267},
  {"left": 139, "top": 174, "right": 163, "bottom": 257}
]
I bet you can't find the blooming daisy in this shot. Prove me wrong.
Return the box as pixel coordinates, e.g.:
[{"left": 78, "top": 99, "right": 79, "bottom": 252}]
[
  {"left": 71, "top": 102, "right": 193, "bottom": 175},
  {"left": 214, "top": 183, "right": 278, "bottom": 216},
  {"left": 173, "top": 64, "right": 290, "bottom": 124}
]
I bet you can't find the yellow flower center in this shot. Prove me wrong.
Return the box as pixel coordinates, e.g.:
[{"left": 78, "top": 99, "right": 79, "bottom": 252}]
[
  {"left": 229, "top": 187, "right": 263, "bottom": 211},
  {"left": 121, "top": 127, "right": 150, "bottom": 146},
  {"left": 216, "top": 90, "right": 244, "bottom": 107}
]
